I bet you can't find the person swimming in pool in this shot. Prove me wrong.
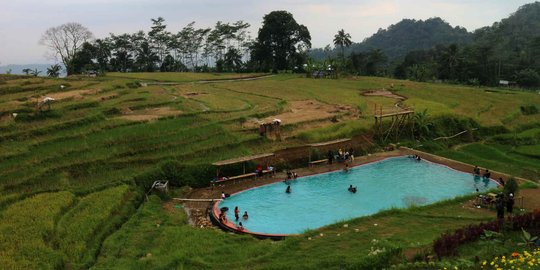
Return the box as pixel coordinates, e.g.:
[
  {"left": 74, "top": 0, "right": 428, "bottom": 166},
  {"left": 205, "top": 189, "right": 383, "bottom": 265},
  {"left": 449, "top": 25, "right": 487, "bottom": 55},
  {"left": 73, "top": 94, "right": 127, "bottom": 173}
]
[
  {"left": 242, "top": 211, "right": 249, "bottom": 220},
  {"left": 483, "top": 169, "right": 491, "bottom": 179},
  {"left": 285, "top": 185, "right": 291, "bottom": 193},
  {"left": 348, "top": 185, "right": 357, "bottom": 193},
  {"left": 343, "top": 163, "right": 349, "bottom": 173},
  {"left": 473, "top": 166, "right": 481, "bottom": 176}
]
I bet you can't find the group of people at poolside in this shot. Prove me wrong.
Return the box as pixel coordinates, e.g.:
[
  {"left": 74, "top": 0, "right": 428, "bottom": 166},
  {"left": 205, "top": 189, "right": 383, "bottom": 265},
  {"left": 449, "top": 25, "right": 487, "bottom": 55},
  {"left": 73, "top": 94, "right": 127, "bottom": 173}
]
[
  {"left": 472, "top": 165, "right": 516, "bottom": 219},
  {"left": 328, "top": 148, "right": 355, "bottom": 165},
  {"left": 218, "top": 203, "right": 249, "bottom": 231}
]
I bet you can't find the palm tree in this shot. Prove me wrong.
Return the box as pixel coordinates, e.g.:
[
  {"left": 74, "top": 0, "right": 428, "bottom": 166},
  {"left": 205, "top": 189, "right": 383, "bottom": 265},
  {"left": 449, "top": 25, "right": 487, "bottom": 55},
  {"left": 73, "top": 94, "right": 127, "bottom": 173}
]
[
  {"left": 333, "top": 29, "right": 352, "bottom": 61},
  {"left": 47, "top": 64, "right": 62, "bottom": 78},
  {"left": 414, "top": 109, "right": 433, "bottom": 140}
]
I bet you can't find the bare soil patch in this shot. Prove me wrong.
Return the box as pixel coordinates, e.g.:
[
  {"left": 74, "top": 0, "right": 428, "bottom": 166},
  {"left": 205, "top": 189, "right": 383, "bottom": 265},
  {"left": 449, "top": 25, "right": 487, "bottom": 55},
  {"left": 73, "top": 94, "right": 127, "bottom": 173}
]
[
  {"left": 181, "top": 92, "right": 208, "bottom": 98},
  {"left": 519, "top": 188, "right": 540, "bottom": 210},
  {"left": 361, "top": 89, "right": 406, "bottom": 100},
  {"left": 244, "top": 100, "right": 357, "bottom": 128},
  {"left": 45, "top": 89, "right": 98, "bottom": 100},
  {"left": 117, "top": 106, "right": 182, "bottom": 122}
]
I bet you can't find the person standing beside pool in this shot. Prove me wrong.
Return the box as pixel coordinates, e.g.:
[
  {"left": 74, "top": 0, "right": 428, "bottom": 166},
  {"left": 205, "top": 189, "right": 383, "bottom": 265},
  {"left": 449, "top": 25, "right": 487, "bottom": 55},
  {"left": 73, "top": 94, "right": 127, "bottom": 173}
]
[
  {"left": 506, "top": 193, "right": 514, "bottom": 216},
  {"left": 238, "top": 222, "right": 245, "bottom": 231},
  {"left": 234, "top": 206, "right": 240, "bottom": 221},
  {"left": 343, "top": 163, "right": 349, "bottom": 173},
  {"left": 498, "top": 177, "right": 505, "bottom": 187}
]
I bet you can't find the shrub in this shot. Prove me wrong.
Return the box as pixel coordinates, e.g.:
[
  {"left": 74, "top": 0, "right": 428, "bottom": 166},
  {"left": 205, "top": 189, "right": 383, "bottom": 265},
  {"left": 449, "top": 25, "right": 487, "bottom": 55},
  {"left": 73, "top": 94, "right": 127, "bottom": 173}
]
[
  {"left": 515, "top": 68, "right": 540, "bottom": 88},
  {"left": 503, "top": 178, "right": 519, "bottom": 196},
  {"left": 433, "top": 210, "right": 540, "bottom": 259},
  {"left": 520, "top": 104, "right": 539, "bottom": 115},
  {"left": 433, "top": 220, "right": 502, "bottom": 259},
  {"left": 134, "top": 160, "right": 215, "bottom": 190}
]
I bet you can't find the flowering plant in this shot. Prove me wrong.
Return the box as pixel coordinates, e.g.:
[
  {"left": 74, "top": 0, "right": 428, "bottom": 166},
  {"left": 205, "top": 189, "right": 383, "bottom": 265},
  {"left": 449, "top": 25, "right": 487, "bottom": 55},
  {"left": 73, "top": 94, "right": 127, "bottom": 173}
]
[{"left": 481, "top": 249, "right": 540, "bottom": 269}]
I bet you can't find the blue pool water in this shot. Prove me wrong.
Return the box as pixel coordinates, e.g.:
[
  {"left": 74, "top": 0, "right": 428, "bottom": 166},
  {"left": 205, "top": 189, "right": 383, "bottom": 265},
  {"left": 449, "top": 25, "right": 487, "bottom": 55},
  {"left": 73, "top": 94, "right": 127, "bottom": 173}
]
[{"left": 218, "top": 156, "right": 497, "bottom": 235}]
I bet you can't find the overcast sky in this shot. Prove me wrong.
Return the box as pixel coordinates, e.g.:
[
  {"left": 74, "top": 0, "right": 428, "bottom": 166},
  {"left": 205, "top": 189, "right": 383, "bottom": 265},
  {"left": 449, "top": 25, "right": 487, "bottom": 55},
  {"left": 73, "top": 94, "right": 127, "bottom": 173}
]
[{"left": 0, "top": 0, "right": 534, "bottom": 65}]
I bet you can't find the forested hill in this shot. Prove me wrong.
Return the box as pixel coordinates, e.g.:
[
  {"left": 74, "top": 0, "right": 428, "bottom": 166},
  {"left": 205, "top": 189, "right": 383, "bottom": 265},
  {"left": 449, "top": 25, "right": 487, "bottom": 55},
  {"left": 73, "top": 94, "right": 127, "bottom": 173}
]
[
  {"left": 310, "top": 17, "right": 472, "bottom": 61},
  {"left": 351, "top": 17, "right": 472, "bottom": 61},
  {"left": 473, "top": 2, "right": 540, "bottom": 68}
]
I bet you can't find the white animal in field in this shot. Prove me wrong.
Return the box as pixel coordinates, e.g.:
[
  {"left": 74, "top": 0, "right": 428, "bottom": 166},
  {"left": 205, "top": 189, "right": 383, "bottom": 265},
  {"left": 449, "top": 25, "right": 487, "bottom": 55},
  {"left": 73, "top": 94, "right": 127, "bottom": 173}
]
[{"left": 37, "top": 97, "right": 55, "bottom": 111}]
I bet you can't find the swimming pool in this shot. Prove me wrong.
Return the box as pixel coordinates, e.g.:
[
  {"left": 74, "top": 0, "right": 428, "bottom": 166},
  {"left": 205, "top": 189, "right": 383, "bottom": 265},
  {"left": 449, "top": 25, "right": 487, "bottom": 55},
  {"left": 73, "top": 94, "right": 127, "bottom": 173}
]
[{"left": 217, "top": 156, "right": 497, "bottom": 235}]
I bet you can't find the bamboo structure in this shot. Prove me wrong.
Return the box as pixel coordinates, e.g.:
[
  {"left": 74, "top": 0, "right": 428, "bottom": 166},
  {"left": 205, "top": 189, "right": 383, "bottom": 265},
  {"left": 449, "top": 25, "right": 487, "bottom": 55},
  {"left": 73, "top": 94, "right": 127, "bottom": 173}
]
[{"left": 373, "top": 104, "right": 414, "bottom": 143}]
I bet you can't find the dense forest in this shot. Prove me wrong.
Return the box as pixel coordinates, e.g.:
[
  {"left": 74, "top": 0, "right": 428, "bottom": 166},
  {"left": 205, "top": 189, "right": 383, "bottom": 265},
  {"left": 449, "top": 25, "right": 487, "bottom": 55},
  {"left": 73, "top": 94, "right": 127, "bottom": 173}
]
[
  {"left": 40, "top": 2, "right": 540, "bottom": 87},
  {"left": 310, "top": 17, "right": 472, "bottom": 62}
]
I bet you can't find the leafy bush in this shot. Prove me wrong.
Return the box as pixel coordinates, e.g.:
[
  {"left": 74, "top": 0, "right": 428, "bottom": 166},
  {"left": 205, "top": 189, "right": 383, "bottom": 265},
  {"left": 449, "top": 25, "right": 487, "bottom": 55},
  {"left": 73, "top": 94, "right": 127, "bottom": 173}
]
[
  {"left": 134, "top": 160, "right": 215, "bottom": 190},
  {"left": 515, "top": 68, "right": 540, "bottom": 88},
  {"left": 520, "top": 104, "right": 539, "bottom": 115},
  {"left": 503, "top": 178, "right": 519, "bottom": 196},
  {"left": 433, "top": 210, "right": 540, "bottom": 259},
  {"left": 433, "top": 220, "right": 502, "bottom": 258}
]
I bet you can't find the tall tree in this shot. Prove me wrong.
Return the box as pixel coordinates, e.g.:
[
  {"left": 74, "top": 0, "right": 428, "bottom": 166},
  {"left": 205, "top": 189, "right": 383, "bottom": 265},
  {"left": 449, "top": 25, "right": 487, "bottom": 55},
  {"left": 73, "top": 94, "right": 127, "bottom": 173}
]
[
  {"left": 148, "top": 17, "right": 171, "bottom": 68},
  {"left": 333, "top": 29, "right": 352, "bottom": 61},
  {"left": 251, "top": 11, "right": 311, "bottom": 72},
  {"left": 39, "top": 22, "right": 94, "bottom": 75}
]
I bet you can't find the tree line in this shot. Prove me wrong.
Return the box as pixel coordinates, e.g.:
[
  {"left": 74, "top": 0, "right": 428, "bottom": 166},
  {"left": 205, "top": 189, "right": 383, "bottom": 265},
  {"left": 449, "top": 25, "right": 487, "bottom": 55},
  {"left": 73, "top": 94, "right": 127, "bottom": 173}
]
[
  {"left": 40, "top": 11, "right": 311, "bottom": 76},
  {"left": 39, "top": 4, "right": 540, "bottom": 87}
]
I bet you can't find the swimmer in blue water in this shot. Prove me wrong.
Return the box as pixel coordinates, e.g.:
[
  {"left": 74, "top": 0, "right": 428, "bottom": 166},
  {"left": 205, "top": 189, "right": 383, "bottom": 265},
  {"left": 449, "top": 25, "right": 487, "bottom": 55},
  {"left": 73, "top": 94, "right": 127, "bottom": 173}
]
[{"left": 348, "top": 184, "right": 357, "bottom": 193}]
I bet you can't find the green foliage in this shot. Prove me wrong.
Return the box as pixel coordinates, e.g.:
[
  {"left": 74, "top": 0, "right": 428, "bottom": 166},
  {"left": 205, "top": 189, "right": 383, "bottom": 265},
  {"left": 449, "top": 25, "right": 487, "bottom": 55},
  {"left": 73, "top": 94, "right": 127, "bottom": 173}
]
[
  {"left": 134, "top": 160, "right": 215, "bottom": 190},
  {"left": 515, "top": 69, "right": 540, "bottom": 88},
  {"left": 503, "top": 178, "right": 519, "bottom": 195},
  {"left": 47, "top": 64, "right": 62, "bottom": 78},
  {"left": 520, "top": 104, "right": 539, "bottom": 115},
  {"left": 517, "top": 228, "right": 539, "bottom": 247},
  {"left": 251, "top": 10, "right": 311, "bottom": 72},
  {"left": 0, "top": 192, "right": 75, "bottom": 269}
]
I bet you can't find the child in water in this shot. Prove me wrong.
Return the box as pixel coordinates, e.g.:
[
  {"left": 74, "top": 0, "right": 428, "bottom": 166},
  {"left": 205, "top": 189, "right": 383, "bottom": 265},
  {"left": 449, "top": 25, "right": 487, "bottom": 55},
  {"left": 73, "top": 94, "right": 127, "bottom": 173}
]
[{"left": 285, "top": 185, "right": 291, "bottom": 193}]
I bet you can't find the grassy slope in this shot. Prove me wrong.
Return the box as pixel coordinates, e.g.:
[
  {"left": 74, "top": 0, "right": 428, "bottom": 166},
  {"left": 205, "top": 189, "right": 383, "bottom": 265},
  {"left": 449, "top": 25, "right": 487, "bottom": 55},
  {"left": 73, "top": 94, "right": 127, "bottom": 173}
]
[{"left": 93, "top": 195, "right": 493, "bottom": 270}]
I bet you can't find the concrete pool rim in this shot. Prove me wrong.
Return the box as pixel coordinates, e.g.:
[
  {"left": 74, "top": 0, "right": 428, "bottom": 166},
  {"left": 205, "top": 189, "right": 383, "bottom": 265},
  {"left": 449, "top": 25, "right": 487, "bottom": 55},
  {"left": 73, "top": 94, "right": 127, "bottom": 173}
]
[{"left": 211, "top": 151, "right": 503, "bottom": 238}]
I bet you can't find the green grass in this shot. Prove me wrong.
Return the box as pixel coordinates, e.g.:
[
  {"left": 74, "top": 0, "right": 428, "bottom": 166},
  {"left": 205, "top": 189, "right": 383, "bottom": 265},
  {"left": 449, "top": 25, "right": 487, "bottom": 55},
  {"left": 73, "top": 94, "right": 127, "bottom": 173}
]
[
  {"left": 434, "top": 142, "right": 540, "bottom": 181},
  {"left": 56, "top": 185, "right": 130, "bottom": 268},
  {"left": 0, "top": 192, "right": 75, "bottom": 269},
  {"left": 93, "top": 195, "right": 493, "bottom": 270}
]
